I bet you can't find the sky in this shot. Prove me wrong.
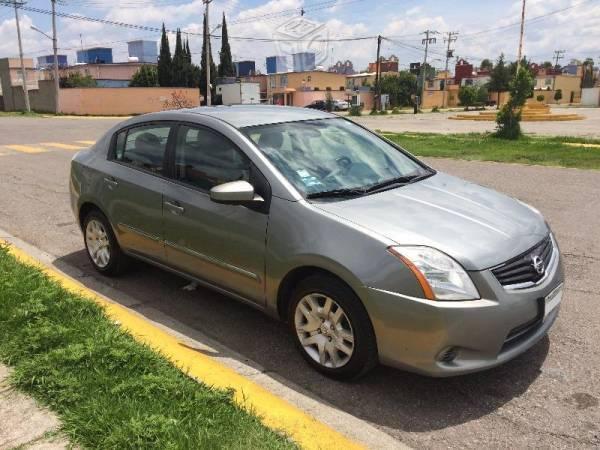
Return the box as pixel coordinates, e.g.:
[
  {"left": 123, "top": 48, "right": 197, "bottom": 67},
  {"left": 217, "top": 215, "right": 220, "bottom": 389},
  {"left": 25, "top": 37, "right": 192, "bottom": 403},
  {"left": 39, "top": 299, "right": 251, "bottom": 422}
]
[{"left": 0, "top": 0, "right": 598, "bottom": 73}]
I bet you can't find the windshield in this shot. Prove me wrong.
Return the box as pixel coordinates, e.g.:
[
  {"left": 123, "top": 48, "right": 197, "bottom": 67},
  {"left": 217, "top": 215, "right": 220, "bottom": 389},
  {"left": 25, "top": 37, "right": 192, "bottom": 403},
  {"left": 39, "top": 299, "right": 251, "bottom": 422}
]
[{"left": 243, "top": 118, "right": 431, "bottom": 198}]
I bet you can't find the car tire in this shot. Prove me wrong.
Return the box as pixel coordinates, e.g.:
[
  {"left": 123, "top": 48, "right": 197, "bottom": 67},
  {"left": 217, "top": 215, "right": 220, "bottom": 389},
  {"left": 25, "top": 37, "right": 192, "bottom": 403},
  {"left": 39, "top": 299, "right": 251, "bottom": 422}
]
[
  {"left": 83, "top": 209, "right": 128, "bottom": 276},
  {"left": 288, "top": 274, "right": 378, "bottom": 380}
]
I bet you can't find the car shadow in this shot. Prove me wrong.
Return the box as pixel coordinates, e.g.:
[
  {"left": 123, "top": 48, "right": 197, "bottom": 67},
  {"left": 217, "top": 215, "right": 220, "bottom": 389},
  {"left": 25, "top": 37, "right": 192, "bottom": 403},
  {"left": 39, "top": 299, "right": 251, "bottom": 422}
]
[{"left": 55, "top": 249, "right": 549, "bottom": 433}]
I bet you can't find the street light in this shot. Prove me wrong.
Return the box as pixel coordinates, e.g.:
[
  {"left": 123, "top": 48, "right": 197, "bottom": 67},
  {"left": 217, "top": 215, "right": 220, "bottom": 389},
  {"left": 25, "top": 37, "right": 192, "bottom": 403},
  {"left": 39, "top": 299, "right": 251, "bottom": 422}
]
[
  {"left": 30, "top": 20, "right": 60, "bottom": 114},
  {"left": 30, "top": 25, "right": 52, "bottom": 40}
]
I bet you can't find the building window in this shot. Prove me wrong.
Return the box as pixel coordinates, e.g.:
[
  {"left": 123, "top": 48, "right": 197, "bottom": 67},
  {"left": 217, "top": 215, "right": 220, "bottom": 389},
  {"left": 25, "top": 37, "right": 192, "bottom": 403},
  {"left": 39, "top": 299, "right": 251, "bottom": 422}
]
[
  {"left": 545, "top": 78, "right": 552, "bottom": 86},
  {"left": 307, "top": 75, "right": 312, "bottom": 82},
  {"left": 280, "top": 74, "right": 288, "bottom": 87},
  {"left": 269, "top": 76, "right": 276, "bottom": 89}
]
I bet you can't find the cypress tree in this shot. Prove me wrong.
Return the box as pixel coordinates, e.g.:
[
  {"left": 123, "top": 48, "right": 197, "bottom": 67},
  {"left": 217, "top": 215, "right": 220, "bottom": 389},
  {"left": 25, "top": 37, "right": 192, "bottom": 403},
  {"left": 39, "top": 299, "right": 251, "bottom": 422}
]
[
  {"left": 185, "top": 39, "right": 192, "bottom": 63},
  {"left": 218, "top": 13, "right": 235, "bottom": 78},
  {"left": 200, "top": 12, "right": 217, "bottom": 102},
  {"left": 157, "top": 23, "right": 172, "bottom": 87},
  {"left": 172, "top": 28, "right": 186, "bottom": 86}
]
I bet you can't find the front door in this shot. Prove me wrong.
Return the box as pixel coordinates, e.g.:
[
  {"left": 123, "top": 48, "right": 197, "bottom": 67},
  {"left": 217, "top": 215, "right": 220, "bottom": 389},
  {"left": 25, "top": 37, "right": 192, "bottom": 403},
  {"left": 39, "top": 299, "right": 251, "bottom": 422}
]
[
  {"left": 102, "top": 122, "right": 173, "bottom": 262},
  {"left": 163, "top": 124, "right": 269, "bottom": 304}
]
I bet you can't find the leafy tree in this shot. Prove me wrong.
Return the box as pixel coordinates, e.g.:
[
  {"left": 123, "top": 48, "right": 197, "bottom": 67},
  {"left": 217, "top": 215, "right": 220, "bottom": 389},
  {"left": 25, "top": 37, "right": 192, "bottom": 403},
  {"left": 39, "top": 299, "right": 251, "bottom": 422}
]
[
  {"left": 542, "top": 61, "right": 553, "bottom": 69},
  {"left": 509, "top": 56, "right": 535, "bottom": 77},
  {"left": 218, "top": 13, "right": 235, "bottom": 78},
  {"left": 554, "top": 89, "right": 563, "bottom": 102},
  {"left": 158, "top": 23, "right": 172, "bottom": 87},
  {"left": 495, "top": 66, "right": 534, "bottom": 140},
  {"left": 582, "top": 58, "right": 596, "bottom": 89},
  {"left": 488, "top": 54, "right": 511, "bottom": 108},
  {"left": 476, "top": 84, "right": 489, "bottom": 104},
  {"left": 199, "top": 12, "right": 217, "bottom": 103},
  {"left": 60, "top": 72, "right": 97, "bottom": 88},
  {"left": 480, "top": 58, "right": 493, "bottom": 71},
  {"left": 458, "top": 85, "right": 478, "bottom": 109},
  {"left": 129, "top": 65, "right": 158, "bottom": 87},
  {"left": 379, "top": 71, "right": 417, "bottom": 107}
]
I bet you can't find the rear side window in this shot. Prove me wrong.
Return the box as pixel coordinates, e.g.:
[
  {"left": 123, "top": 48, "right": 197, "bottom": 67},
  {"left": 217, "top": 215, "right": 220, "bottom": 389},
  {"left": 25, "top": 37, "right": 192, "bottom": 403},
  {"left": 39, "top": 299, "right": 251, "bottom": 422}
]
[
  {"left": 173, "top": 125, "right": 251, "bottom": 191},
  {"left": 113, "top": 124, "right": 171, "bottom": 175}
]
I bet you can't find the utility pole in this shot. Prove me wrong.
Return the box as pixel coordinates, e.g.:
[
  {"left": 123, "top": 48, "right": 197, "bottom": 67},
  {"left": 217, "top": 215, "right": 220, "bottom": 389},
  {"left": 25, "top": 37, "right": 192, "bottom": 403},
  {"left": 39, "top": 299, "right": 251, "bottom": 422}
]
[
  {"left": 203, "top": 0, "right": 213, "bottom": 106},
  {"left": 517, "top": 0, "right": 526, "bottom": 68},
  {"left": 12, "top": 0, "right": 30, "bottom": 112},
  {"left": 374, "top": 34, "right": 382, "bottom": 111},
  {"left": 553, "top": 49, "right": 566, "bottom": 68},
  {"left": 419, "top": 30, "right": 438, "bottom": 111},
  {"left": 51, "top": 0, "right": 60, "bottom": 114},
  {"left": 442, "top": 31, "right": 458, "bottom": 108}
]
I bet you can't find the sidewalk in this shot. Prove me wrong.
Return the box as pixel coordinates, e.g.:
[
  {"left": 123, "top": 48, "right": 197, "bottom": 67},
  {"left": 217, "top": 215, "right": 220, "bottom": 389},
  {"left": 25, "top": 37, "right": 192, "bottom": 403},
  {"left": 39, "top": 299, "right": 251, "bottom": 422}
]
[{"left": 0, "top": 364, "right": 69, "bottom": 450}]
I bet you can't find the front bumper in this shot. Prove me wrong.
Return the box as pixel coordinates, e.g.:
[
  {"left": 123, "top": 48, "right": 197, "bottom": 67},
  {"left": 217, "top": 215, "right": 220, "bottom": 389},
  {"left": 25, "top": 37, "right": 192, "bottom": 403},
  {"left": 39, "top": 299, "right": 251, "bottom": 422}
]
[{"left": 361, "top": 243, "right": 564, "bottom": 377}]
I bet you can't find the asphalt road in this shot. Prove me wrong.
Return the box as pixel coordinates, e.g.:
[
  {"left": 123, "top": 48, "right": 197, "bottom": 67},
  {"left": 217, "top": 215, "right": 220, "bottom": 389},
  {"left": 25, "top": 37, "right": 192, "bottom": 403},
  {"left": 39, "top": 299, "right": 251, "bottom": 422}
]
[{"left": 1, "top": 116, "right": 599, "bottom": 449}]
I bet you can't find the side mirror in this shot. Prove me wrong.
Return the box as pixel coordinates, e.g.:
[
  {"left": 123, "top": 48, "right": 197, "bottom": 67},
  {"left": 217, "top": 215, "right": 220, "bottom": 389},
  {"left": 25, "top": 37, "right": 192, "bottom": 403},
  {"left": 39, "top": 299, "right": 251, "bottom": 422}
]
[{"left": 210, "top": 180, "right": 264, "bottom": 205}]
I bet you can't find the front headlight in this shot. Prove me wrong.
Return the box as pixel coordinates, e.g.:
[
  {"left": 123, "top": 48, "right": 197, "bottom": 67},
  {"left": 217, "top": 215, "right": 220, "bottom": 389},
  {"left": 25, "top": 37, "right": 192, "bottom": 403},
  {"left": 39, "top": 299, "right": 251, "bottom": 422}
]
[{"left": 388, "top": 246, "right": 480, "bottom": 301}]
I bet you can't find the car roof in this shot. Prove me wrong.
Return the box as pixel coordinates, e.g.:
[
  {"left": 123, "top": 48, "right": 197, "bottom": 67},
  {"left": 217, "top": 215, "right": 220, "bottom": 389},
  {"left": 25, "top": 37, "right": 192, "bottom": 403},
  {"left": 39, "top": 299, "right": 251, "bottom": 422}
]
[{"left": 177, "top": 105, "right": 336, "bottom": 128}]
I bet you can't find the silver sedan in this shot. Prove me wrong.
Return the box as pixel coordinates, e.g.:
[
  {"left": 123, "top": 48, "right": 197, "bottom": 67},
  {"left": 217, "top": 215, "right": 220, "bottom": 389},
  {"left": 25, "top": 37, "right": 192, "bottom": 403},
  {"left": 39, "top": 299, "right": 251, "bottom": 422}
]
[{"left": 70, "top": 105, "right": 563, "bottom": 379}]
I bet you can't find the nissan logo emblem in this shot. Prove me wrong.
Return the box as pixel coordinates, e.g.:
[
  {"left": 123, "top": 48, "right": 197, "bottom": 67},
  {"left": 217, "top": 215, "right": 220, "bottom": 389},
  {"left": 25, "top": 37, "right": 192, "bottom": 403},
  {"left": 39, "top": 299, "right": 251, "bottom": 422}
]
[{"left": 531, "top": 255, "right": 545, "bottom": 275}]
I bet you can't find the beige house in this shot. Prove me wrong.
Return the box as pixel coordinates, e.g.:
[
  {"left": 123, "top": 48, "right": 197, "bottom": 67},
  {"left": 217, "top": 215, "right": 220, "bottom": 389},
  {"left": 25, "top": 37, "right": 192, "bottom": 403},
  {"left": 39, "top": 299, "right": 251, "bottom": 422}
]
[
  {"left": 58, "top": 62, "right": 152, "bottom": 87},
  {"left": 534, "top": 72, "right": 582, "bottom": 104},
  {"left": 267, "top": 70, "right": 347, "bottom": 106}
]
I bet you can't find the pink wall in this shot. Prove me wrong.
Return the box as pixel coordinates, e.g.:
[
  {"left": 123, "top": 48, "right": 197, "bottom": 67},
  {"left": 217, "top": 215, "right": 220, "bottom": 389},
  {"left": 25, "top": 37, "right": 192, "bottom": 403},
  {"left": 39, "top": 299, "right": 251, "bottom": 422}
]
[{"left": 58, "top": 88, "right": 200, "bottom": 115}]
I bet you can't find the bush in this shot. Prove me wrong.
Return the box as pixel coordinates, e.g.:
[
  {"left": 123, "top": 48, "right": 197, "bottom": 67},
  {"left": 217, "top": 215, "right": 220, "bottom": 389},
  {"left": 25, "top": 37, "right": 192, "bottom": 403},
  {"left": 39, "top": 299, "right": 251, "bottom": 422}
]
[
  {"left": 349, "top": 105, "right": 362, "bottom": 116},
  {"left": 554, "top": 89, "right": 563, "bottom": 102},
  {"left": 536, "top": 94, "right": 545, "bottom": 102},
  {"left": 495, "top": 66, "right": 533, "bottom": 140},
  {"left": 369, "top": 109, "right": 378, "bottom": 115},
  {"left": 495, "top": 105, "right": 522, "bottom": 140},
  {"left": 60, "top": 72, "right": 97, "bottom": 88},
  {"left": 130, "top": 65, "right": 159, "bottom": 87},
  {"left": 378, "top": 110, "right": 387, "bottom": 115},
  {"left": 431, "top": 106, "right": 440, "bottom": 113},
  {"left": 391, "top": 107, "right": 401, "bottom": 114}
]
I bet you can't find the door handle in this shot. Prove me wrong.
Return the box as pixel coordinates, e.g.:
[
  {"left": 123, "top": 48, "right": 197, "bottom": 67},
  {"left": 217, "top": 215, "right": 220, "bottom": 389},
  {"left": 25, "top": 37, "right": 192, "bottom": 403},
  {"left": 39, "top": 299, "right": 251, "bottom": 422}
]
[
  {"left": 165, "top": 200, "right": 185, "bottom": 215},
  {"left": 104, "top": 177, "right": 118, "bottom": 189}
]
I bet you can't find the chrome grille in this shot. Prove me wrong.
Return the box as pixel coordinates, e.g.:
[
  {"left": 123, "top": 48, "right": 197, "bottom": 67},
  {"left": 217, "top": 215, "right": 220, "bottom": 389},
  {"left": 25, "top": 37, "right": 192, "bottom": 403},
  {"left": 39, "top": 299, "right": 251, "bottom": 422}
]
[{"left": 492, "top": 236, "right": 553, "bottom": 288}]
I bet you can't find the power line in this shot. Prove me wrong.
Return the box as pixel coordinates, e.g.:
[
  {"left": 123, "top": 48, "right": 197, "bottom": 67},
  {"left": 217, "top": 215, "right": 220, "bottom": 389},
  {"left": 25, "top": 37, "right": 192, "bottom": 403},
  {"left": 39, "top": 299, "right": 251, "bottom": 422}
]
[{"left": 553, "top": 50, "right": 566, "bottom": 67}]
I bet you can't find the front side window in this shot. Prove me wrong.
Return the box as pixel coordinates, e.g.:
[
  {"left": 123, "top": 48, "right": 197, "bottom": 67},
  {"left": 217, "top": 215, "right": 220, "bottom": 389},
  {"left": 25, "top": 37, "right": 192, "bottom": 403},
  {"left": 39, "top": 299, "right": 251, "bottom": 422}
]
[
  {"left": 113, "top": 124, "right": 171, "bottom": 174},
  {"left": 173, "top": 125, "right": 251, "bottom": 191},
  {"left": 243, "top": 118, "right": 430, "bottom": 198}
]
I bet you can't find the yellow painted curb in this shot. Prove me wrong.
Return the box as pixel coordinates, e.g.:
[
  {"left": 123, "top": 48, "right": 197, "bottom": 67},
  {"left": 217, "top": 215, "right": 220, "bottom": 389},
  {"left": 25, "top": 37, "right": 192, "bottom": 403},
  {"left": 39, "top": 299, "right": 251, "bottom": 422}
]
[
  {"left": 2, "top": 241, "right": 363, "bottom": 450},
  {"left": 564, "top": 142, "right": 600, "bottom": 149}
]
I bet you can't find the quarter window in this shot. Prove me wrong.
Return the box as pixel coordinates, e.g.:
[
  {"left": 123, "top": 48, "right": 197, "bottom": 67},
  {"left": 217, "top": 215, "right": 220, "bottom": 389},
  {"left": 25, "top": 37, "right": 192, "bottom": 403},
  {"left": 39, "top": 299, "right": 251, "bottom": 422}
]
[
  {"left": 113, "top": 124, "right": 170, "bottom": 174},
  {"left": 174, "top": 125, "right": 251, "bottom": 191}
]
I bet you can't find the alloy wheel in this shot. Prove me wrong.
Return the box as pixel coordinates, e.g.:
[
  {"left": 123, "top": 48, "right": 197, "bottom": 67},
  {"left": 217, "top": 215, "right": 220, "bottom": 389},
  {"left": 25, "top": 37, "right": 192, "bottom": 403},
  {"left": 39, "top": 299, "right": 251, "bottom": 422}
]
[
  {"left": 86, "top": 219, "right": 111, "bottom": 268},
  {"left": 294, "top": 293, "right": 355, "bottom": 369}
]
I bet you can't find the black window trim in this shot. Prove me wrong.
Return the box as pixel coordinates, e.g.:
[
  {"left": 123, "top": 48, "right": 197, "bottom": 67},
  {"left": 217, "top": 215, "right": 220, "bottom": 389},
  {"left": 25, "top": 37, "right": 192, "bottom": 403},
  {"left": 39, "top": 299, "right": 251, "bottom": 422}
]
[{"left": 108, "top": 120, "right": 178, "bottom": 180}]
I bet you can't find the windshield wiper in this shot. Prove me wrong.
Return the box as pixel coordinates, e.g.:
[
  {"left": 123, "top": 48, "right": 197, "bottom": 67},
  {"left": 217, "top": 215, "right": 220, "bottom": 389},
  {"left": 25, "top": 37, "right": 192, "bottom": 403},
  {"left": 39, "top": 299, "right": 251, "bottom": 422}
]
[
  {"left": 306, "top": 187, "right": 367, "bottom": 199},
  {"left": 364, "top": 172, "right": 434, "bottom": 194}
]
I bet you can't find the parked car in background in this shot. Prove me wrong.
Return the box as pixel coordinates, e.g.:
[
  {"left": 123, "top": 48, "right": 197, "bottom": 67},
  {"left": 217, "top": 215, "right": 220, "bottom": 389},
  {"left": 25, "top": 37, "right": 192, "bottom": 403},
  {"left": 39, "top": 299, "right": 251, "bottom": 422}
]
[
  {"left": 70, "top": 105, "right": 563, "bottom": 380},
  {"left": 305, "top": 100, "right": 327, "bottom": 111},
  {"left": 333, "top": 99, "right": 350, "bottom": 111}
]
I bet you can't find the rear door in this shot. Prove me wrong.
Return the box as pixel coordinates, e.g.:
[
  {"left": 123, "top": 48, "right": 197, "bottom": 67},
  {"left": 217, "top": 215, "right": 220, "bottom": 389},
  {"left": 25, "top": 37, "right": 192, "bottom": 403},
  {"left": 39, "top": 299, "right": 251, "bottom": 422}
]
[
  {"left": 162, "top": 124, "right": 270, "bottom": 304},
  {"left": 102, "top": 122, "right": 174, "bottom": 262}
]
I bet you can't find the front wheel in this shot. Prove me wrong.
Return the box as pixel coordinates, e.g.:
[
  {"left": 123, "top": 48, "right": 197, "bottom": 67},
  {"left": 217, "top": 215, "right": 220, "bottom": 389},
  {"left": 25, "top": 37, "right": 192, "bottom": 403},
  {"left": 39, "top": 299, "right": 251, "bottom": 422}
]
[{"left": 289, "top": 274, "right": 378, "bottom": 380}]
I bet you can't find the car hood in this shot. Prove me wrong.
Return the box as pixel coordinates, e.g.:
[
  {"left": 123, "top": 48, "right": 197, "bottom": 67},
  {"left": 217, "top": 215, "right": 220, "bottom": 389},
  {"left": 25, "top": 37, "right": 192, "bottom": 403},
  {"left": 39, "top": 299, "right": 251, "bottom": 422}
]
[{"left": 314, "top": 172, "right": 548, "bottom": 270}]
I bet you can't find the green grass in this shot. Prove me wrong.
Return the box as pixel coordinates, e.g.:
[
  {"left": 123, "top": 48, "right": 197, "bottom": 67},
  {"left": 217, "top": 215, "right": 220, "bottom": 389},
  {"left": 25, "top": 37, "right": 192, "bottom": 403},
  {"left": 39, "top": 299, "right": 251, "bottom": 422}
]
[
  {"left": 382, "top": 132, "right": 600, "bottom": 170},
  {"left": 0, "top": 245, "right": 295, "bottom": 450},
  {"left": 0, "top": 111, "right": 46, "bottom": 118}
]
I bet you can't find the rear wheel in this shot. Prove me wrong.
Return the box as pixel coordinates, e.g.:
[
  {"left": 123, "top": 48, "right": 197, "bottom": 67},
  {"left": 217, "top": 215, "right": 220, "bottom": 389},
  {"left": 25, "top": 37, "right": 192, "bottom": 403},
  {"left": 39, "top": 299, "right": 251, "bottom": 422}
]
[
  {"left": 83, "top": 209, "right": 127, "bottom": 276},
  {"left": 289, "top": 274, "right": 378, "bottom": 380}
]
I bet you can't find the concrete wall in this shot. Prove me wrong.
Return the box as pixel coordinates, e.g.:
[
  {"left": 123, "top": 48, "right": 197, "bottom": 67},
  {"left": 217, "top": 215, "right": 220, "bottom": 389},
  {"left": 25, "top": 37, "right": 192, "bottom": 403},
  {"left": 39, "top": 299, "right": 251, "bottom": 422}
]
[
  {"left": 10, "top": 80, "right": 57, "bottom": 113},
  {"left": 581, "top": 88, "right": 600, "bottom": 106},
  {"left": 59, "top": 87, "right": 200, "bottom": 115}
]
